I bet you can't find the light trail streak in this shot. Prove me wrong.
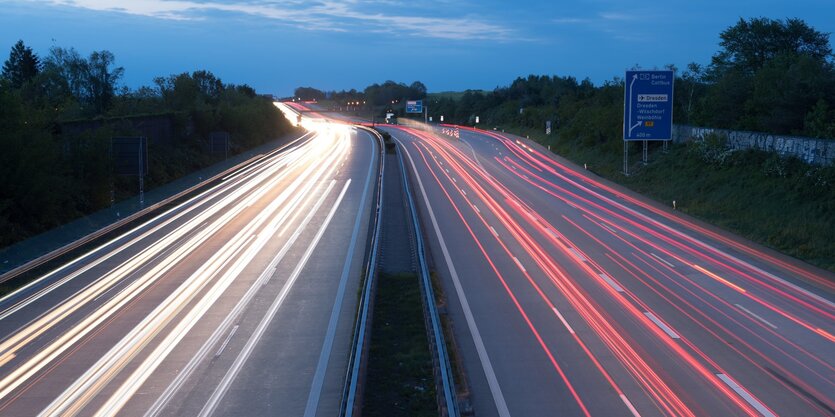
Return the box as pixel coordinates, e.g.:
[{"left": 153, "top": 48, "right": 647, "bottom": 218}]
[
  {"left": 0, "top": 131, "right": 316, "bottom": 323},
  {"left": 37, "top": 127, "right": 349, "bottom": 416},
  {"left": 399, "top": 125, "right": 823, "bottom": 416},
  {"left": 0, "top": 141, "right": 318, "bottom": 405},
  {"left": 484, "top": 128, "right": 835, "bottom": 311},
  {"left": 567, "top": 213, "right": 835, "bottom": 413},
  {"left": 0, "top": 118, "right": 360, "bottom": 416},
  {"left": 144, "top": 139, "right": 357, "bottom": 417},
  {"left": 400, "top": 129, "right": 684, "bottom": 416},
  {"left": 491, "top": 152, "right": 827, "bottom": 414},
  {"left": 407, "top": 129, "right": 692, "bottom": 414},
  {"left": 494, "top": 151, "right": 834, "bottom": 343}
]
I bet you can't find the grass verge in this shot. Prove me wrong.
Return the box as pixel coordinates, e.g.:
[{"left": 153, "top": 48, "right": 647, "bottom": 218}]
[{"left": 363, "top": 272, "right": 437, "bottom": 416}]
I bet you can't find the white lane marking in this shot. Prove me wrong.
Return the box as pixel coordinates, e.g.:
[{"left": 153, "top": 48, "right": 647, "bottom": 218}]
[
  {"left": 303, "top": 136, "right": 377, "bottom": 417},
  {"left": 215, "top": 325, "right": 239, "bottom": 357},
  {"left": 568, "top": 247, "right": 587, "bottom": 263},
  {"left": 489, "top": 226, "right": 499, "bottom": 237},
  {"left": 462, "top": 189, "right": 467, "bottom": 196},
  {"left": 0, "top": 137, "right": 313, "bottom": 362},
  {"left": 473, "top": 204, "right": 480, "bottom": 213},
  {"left": 66, "top": 145, "right": 346, "bottom": 416},
  {"left": 452, "top": 177, "right": 457, "bottom": 183},
  {"left": 644, "top": 311, "right": 679, "bottom": 339},
  {"left": 0, "top": 134, "right": 307, "bottom": 314},
  {"left": 512, "top": 257, "right": 526, "bottom": 273},
  {"left": 650, "top": 252, "right": 675, "bottom": 268},
  {"left": 735, "top": 304, "right": 778, "bottom": 329},
  {"left": 399, "top": 143, "right": 512, "bottom": 417},
  {"left": 545, "top": 228, "right": 558, "bottom": 239},
  {"left": 548, "top": 165, "right": 835, "bottom": 310},
  {"left": 716, "top": 373, "right": 776, "bottom": 417},
  {"left": 263, "top": 266, "right": 277, "bottom": 285},
  {"left": 198, "top": 182, "right": 351, "bottom": 417},
  {"left": 620, "top": 394, "right": 641, "bottom": 417},
  {"left": 599, "top": 222, "right": 618, "bottom": 234},
  {"left": 552, "top": 307, "right": 575, "bottom": 334},
  {"left": 599, "top": 273, "right": 624, "bottom": 293},
  {"left": 145, "top": 177, "right": 341, "bottom": 417}
]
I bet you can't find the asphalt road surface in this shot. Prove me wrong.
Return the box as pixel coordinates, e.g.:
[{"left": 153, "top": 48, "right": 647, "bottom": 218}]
[
  {"left": 0, "top": 117, "right": 379, "bottom": 417},
  {"left": 385, "top": 123, "right": 834, "bottom": 417}
]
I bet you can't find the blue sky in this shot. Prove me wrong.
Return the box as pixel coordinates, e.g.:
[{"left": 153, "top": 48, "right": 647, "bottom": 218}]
[{"left": 1, "top": 0, "right": 833, "bottom": 96}]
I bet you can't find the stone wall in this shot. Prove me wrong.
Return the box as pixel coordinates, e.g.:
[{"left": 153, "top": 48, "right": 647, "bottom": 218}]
[{"left": 672, "top": 125, "right": 835, "bottom": 166}]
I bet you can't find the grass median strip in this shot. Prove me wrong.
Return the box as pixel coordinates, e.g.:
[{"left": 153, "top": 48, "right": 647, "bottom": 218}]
[{"left": 363, "top": 272, "right": 436, "bottom": 417}]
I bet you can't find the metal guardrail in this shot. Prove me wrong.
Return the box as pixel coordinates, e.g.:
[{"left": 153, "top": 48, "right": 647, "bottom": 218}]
[
  {"left": 339, "top": 125, "right": 385, "bottom": 417},
  {"left": 397, "top": 143, "right": 460, "bottom": 417},
  {"left": 0, "top": 134, "right": 311, "bottom": 287}
]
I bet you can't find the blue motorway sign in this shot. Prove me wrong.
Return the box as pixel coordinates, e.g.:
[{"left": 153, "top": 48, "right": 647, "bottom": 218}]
[
  {"left": 623, "top": 70, "right": 674, "bottom": 141},
  {"left": 406, "top": 100, "right": 423, "bottom": 113}
]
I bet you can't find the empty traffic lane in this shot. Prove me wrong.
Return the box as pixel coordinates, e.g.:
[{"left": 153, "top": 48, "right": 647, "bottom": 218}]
[{"left": 387, "top": 124, "right": 834, "bottom": 417}]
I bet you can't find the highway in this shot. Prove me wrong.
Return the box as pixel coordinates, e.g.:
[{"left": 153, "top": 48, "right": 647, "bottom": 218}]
[
  {"left": 0, "top": 108, "right": 380, "bottom": 417},
  {"left": 384, "top": 124, "right": 835, "bottom": 417}
]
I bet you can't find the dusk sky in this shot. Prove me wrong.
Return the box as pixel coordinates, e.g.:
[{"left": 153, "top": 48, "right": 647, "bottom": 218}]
[{"left": 2, "top": 0, "right": 833, "bottom": 96}]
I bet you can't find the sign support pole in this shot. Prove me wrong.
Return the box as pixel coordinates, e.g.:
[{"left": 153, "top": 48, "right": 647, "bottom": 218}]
[
  {"left": 138, "top": 139, "right": 145, "bottom": 209},
  {"left": 642, "top": 140, "right": 648, "bottom": 164},
  {"left": 623, "top": 141, "right": 629, "bottom": 176}
]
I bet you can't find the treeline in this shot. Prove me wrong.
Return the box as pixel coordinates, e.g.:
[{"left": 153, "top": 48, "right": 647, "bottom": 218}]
[
  {"left": 0, "top": 41, "right": 293, "bottom": 248},
  {"left": 426, "top": 18, "right": 835, "bottom": 141},
  {"left": 300, "top": 18, "right": 834, "bottom": 140},
  {"left": 294, "top": 80, "right": 427, "bottom": 107}
]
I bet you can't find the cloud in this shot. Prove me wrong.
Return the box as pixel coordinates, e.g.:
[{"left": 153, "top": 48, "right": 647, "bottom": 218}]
[
  {"left": 32, "top": 0, "right": 521, "bottom": 41},
  {"left": 599, "top": 12, "right": 636, "bottom": 21},
  {"left": 552, "top": 10, "right": 647, "bottom": 41}
]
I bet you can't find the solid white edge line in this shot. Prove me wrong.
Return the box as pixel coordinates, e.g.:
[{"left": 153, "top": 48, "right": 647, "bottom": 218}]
[
  {"left": 197, "top": 181, "right": 351, "bottom": 417},
  {"left": 643, "top": 311, "right": 680, "bottom": 339},
  {"left": 734, "top": 304, "right": 778, "bottom": 329},
  {"left": 716, "top": 373, "right": 776, "bottom": 417},
  {"left": 303, "top": 133, "right": 376, "bottom": 417},
  {"left": 398, "top": 140, "right": 512, "bottom": 417},
  {"left": 144, "top": 177, "right": 341, "bottom": 417}
]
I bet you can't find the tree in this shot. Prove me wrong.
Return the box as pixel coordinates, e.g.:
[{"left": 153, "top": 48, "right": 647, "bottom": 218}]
[
  {"left": 747, "top": 53, "right": 835, "bottom": 133},
  {"left": 804, "top": 99, "right": 835, "bottom": 138},
  {"left": 86, "top": 50, "right": 124, "bottom": 114},
  {"left": 409, "top": 81, "right": 427, "bottom": 99},
  {"left": 43, "top": 46, "right": 89, "bottom": 102},
  {"left": 294, "top": 86, "right": 325, "bottom": 101},
  {"left": 192, "top": 70, "right": 223, "bottom": 101},
  {"left": 2, "top": 40, "right": 41, "bottom": 88},
  {"left": 710, "top": 17, "right": 832, "bottom": 78},
  {"left": 699, "top": 18, "right": 835, "bottom": 132}
]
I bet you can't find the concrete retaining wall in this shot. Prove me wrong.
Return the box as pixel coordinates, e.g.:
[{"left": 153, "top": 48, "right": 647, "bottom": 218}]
[{"left": 672, "top": 125, "right": 835, "bottom": 166}]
